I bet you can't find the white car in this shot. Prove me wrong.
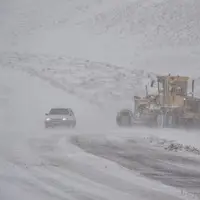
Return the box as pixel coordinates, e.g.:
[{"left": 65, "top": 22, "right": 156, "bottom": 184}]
[{"left": 45, "top": 108, "right": 76, "bottom": 128}]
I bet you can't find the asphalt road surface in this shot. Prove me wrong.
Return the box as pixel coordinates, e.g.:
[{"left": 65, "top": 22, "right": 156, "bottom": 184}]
[{"left": 71, "top": 134, "right": 200, "bottom": 199}]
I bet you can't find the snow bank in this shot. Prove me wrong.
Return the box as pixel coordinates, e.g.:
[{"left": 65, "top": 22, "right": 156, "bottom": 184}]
[{"left": 110, "top": 127, "right": 200, "bottom": 157}]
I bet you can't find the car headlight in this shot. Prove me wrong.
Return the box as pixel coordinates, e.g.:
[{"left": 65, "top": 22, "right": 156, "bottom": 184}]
[
  {"left": 46, "top": 118, "right": 51, "bottom": 121},
  {"left": 62, "top": 118, "right": 67, "bottom": 121}
]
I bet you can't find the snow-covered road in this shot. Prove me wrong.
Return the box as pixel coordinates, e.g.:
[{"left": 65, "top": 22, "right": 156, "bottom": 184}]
[
  {"left": 0, "top": 66, "right": 115, "bottom": 200},
  {"left": 72, "top": 134, "right": 200, "bottom": 198},
  {"left": 0, "top": 66, "right": 198, "bottom": 200},
  {"left": 0, "top": 63, "right": 200, "bottom": 200}
]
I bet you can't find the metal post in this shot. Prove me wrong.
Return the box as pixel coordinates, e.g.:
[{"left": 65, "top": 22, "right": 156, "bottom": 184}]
[
  {"left": 192, "top": 80, "right": 194, "bottom": 97},
  {"left": 145, "top": 85, "right": 148, "bottom": 97},
  {"left": 132, "top": 96, "right": 135, "bottom": 113}
]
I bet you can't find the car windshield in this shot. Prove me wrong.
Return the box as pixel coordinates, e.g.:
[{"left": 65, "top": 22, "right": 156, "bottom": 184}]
[{"left": 49, "top": 108, "right": 69, "bottom": 115}]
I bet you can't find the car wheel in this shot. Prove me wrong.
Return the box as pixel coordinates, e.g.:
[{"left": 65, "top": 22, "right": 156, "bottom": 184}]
[
  {"left": 45, "top": 124, "right": 53, "bottom": 129},
  {"left": 71, "top": 121, "right": 76, "bottom": 128}
]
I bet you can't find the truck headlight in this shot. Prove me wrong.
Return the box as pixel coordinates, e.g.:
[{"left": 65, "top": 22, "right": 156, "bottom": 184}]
[
  {"left": 63, "top": 118, "right": 67, "bottom": 121},
  {"left": 46, "top": 118, "right": 51, "bottom": 121}
]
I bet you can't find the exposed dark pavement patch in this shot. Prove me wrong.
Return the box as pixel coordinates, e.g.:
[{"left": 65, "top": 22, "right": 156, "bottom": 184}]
[{"left": 71, "top": 135, "right": 200, "bottom": 199}]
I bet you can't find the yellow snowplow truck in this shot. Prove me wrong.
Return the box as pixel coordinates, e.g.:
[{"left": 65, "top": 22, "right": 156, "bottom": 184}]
[{"left": 117, "top": 74, "right": 200, "bottom": 128}]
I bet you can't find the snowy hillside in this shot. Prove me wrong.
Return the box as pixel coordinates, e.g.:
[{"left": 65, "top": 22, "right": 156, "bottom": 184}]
[
  {"left": 1, "top": 0, "right": 200, "bottom": 72},
  {"left": 0, "top": 52, "right": 150, "bottom": 110},
  {"left": 1, "top": 52, "right": 200, "bottom": 111}
]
